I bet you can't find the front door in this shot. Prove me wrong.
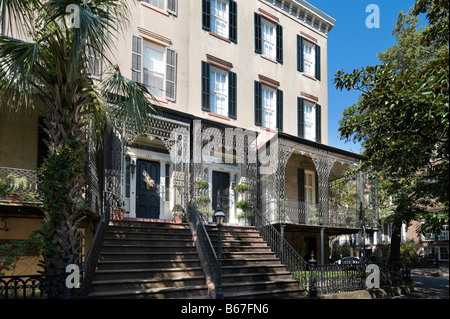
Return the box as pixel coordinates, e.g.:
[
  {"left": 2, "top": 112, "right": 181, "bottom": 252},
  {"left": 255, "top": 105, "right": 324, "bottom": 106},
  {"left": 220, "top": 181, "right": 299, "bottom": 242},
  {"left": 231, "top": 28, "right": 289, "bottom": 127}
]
[
  {"left": 304, "top": 237, "right": 317, "bottom": 262},
  {"left": 136, "top": 159, "right": 160, "bottom": 219},
  {"left": 212, "top": 171, "right": 230, "bottom": 223}
]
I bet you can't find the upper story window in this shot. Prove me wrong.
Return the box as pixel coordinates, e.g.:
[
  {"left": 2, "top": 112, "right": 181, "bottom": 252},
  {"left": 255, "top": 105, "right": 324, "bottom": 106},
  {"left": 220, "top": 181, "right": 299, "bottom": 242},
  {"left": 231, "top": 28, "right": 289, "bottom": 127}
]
[
  {"left": 297, "top": 35, "right": 321, "bottom": 80},
  {"left": 203, "top": 0, "right": 237, "bottom": 43},
  {"left": 210, "top": 67, "right": 229, "bottom": 116},
  {"left": 142, "top": 0, "right": 178, "bottom": 15},
  {"left": 143, "top": 42, "right": 165, "bottom": 99},
  {"left": 261, "top": 85, "right": 277, "bottom": 130},
  {"left": 261, "top": 19, "right": 276, "bottom": 60},
  {"left": 132, "top": 35, "right": 178, "bottom": 101},
  {"left": 254, "top": 11, "right": 283, "bottom": 63},
  {"left": 201, "top": 59, "right": 237, "bottom": 119},
  {"left": 298, "top": 97, "right": 321, "bottom": 143},
  {"left": 211, "top": 0, "right": 229, "bottom": 38},
  {"left": 254, "top": 80, "right": 283, "bottom": 131}
]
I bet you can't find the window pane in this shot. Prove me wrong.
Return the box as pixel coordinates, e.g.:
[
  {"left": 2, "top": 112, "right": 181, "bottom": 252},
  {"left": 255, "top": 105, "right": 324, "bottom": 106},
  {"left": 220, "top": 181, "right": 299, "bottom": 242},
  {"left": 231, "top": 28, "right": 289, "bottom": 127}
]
[
  {"left": 303, "top": 40, "right": 315, "bottom": 76},
  {"left": 143, "top": 43, "right": 165, "bottom": 98},
  {"left": 210, "top": 68, "right": 228, "bottom": 116},
  {"left": 262, "top": 19, "right": 275, "bottom": 59},
  {"left": 304, "top": 100, "right": 316, "bottom": 141},
  {"left": 262, "top": 86, "right": 276, "bottom": 129},
  {"left": 211, "top": 0, "right": 229, "bottom": 38},
  {"left": 145, "top": 0, "right": 165, "bottom": 10}
]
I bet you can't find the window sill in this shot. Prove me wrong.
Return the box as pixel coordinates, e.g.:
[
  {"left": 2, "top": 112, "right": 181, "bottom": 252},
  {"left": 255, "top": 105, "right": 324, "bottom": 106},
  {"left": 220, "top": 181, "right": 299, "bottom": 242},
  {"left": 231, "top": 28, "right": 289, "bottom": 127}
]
[
  {"left": 260, "top": 55, "right": 278, "bottom": 65},
  {"left": 208, "top": 32, "right": 231, "bottom": 44},
  {"left": 140, "top": 1, "right": 169, "bottom": 16},
  {"left": 257, "top": 125, "right": 278, "bottom": 133},
  {"left": 207, "top": 112, "right": 232, "bottom": 121},
  {"left": 302, "top": 72, "right": 317, "bottom": 81}
]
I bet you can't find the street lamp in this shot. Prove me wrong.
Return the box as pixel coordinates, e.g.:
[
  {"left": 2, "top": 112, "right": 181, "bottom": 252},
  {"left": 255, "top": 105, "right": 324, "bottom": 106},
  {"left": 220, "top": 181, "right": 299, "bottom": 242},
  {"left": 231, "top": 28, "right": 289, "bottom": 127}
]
[{"left": 214, "top": 208, "right": 225, "bottom": 299}]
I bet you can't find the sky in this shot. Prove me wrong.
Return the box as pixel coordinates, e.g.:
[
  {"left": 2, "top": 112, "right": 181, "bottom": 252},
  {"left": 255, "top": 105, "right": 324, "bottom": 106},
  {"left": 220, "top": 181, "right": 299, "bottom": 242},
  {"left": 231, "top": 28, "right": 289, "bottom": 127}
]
[{"left": 305, "top": 0, "right": 418, "bottom": 154}]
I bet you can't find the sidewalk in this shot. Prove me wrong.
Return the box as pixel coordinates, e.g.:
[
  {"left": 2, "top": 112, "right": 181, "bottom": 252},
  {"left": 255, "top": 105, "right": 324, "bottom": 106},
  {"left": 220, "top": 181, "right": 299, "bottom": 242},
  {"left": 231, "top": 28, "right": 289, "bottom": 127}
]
[{"left": 411, "top": 267, "right": 449, "bottom": 278}]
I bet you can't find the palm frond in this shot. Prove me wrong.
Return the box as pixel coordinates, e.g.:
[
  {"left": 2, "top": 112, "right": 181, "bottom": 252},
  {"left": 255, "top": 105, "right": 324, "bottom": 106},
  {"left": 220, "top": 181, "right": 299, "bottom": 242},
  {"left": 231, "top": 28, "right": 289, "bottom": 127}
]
[{"left": 95, "top": 65, "right": 159, "bottom": 135}]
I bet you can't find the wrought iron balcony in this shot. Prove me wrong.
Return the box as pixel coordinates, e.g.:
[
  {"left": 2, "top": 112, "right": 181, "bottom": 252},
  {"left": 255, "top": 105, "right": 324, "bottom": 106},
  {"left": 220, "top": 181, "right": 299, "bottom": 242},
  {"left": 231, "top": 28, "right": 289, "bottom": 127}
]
[{"left": 266, "top": 198, "right": 378, "bottom": 229}]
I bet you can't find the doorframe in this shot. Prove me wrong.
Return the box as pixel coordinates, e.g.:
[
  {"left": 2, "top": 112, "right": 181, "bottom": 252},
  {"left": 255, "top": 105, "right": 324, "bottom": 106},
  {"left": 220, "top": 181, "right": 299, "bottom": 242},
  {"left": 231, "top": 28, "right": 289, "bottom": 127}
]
[
  {"left": 125, "top": 147, "right": 172, "bottom": 220},
  {"left": 204, "top": 161, "right": 241, "bottom": 224}
]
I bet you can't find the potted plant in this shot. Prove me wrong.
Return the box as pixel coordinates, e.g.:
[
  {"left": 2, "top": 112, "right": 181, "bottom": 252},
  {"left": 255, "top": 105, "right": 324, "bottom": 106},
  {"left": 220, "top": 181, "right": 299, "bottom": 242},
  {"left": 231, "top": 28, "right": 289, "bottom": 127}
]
[
  {"left": 5, "top": 174, "right": 28, "bottom": 204},
  {"left": 112, "top": 195, "right": 125, "bottom": 220},
  {"left": 172, "top": 204, "right": 185, "bottom": 223},
  {"left": 0, "top": 177, "right": 6, "bottom": 199}
]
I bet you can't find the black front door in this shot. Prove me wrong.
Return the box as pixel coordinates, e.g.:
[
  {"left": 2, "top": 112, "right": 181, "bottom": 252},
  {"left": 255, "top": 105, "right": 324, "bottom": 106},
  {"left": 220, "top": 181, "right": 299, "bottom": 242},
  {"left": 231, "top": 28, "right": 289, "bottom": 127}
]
[
  {"left": 136, "top": 159, "right": 160, "bottom": 219},
  {"left": 304, "top": 237, "right": 317, "bottom": 262},
  {"left": 212, "top": 171, "right": 230, "bottom": 223}
]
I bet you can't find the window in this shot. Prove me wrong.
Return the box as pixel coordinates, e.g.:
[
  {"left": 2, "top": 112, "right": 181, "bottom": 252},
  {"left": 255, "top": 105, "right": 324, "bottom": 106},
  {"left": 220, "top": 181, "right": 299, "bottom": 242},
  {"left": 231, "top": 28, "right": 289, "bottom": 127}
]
[
  {"left": 261, "top": 19, "right": 276, "bottom": 60},
  {"left": 261, "top": 85, "right": 276, "bottom": 130},
  {"left": 144, "top": 0, "right": 165, "bottom": 10},
  {"left": 303, "top": 40, "right": 315, "bottom": 77},
  {"left": 439, "top": 246, "right": 449, "bottom": 261},
  {"left": 298, "top": 98, "right": 321, "bottom": 143},
  {"left": 201, "top": 60, "right": 237, "bottom": 118},
  {"left": 210, "top": 67, "right": 228, "bottom": 116},
  {"left": 254, "top": 81, "right": 283, "bottom": 130},
  {"left": 203, "top": 0, "right": 237, "bottom": 43},
  {"left": 297, "top": 35, "right": 321, "bottom": 80},
  {"left": 143, "top": 0, "right": 178, "bottom": 15},
  {"left": 211, "top": 0, "right": 229, "bottom": 38},
  {"left": 304, "top": 100, "right": 316, "bottom": 141},
  {"left": 254, "top": 13, "right": 283, "bottom": 63},
  {"left": 305, "top": 171, "right": 315, "bottom": 203},
  {"left": 131, "top": 36, "right": 178, "bottom": 101},
  {"left": 143, "top": 42, "right": 165, "bottom": 99},
  {"left": 87, "top": 46, "right": 103, "bottom": 79}
]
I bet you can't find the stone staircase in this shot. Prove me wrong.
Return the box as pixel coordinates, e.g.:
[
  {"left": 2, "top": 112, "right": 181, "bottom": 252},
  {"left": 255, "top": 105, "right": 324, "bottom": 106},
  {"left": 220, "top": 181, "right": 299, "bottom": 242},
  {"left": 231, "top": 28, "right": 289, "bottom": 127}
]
[
  {"left": 206, "top": 224, "right": 306, "bottom": 299},
  {"left": 88, "top": 220, "right": 210, "bottom": 299}
]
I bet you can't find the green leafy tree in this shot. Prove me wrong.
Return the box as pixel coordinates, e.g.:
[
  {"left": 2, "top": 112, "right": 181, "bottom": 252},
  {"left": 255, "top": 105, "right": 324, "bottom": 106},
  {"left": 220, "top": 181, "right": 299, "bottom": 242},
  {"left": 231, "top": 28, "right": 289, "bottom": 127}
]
[
  {"left": 334, "top": 2, "right": 448, "bottom": 261},
  {"left": 0, "top": 0, "right": 156, "bottom": 281}
]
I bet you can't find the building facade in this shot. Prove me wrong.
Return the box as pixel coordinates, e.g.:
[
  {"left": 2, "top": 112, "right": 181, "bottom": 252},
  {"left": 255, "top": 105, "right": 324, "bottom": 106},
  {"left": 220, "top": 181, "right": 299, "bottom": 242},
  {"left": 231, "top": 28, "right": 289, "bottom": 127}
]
[{"left": 1, "top": 0, "right": 376, "bottom": 271}]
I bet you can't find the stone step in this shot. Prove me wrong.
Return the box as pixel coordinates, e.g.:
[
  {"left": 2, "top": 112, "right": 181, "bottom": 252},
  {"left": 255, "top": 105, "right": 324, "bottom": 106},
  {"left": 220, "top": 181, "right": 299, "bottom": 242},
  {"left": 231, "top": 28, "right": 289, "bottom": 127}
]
[
  {"left": 221, "top": 279, "right": 301, "bottom": 294},
  {"left": 93, "top": 267, "right": 205, "bottom": 281},
  {"left": 221, "top": 271, "right": 293, "bottom": 284},
  {"left": 99, "top": 251, "right": 200, "bottom": 262},
  {"left": 221, "top": 258, "right": 282, "bottom": 266},
  {"left": 89, "top": 285, "right": 211, "bottom": 299},
  {"left": 96, "top": 259, "right": 201, "bottom": 270},
  {"left": 221, "top": 264, "right": 288, "bottom": 275},
  {"left": 103, "top": 237, "right": 194, "bottom": 246},
  {"left": 90, "top": 276, "right": 207, "bottom": 293},
  {"left": 100, "top": 244, "right": 197, "bottom": 253},
  {"left": 224, "top": 288, "right": 306, "bottom": 299}
]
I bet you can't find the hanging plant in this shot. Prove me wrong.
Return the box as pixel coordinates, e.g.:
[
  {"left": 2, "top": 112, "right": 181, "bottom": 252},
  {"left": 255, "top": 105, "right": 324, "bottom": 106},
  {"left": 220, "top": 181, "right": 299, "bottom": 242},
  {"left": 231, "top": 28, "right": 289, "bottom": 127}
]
[
  {"left": 195, "top": 179, "right": 209, "bottom": 190},
  {"left": 234, "top": 184, "right": 248, "bottom": 194}
]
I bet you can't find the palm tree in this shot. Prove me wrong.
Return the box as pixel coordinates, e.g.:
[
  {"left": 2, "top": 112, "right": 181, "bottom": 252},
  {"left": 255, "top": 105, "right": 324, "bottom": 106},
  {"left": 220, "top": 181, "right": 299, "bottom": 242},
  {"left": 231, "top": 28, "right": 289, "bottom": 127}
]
[{"left": 0, "top": 0, "right": 156, "bottom": 278}]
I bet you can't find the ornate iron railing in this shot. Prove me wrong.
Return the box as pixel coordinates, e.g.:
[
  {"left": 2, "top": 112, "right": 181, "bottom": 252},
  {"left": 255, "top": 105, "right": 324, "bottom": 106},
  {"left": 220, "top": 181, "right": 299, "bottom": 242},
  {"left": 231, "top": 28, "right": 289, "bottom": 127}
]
[
  {"left": 309, "top": 261, "right": 412, "bottom": 296},
  {"left": 188, "top": 201, "right": 218, "bottom": 292},
  {"left": 0, "top": 167, "right": 43, "bottom": 205},
  {"left": 253, "top": 206, "right": 311, "bottom": 292},
  {"left": 0, "top": 274, "right": 65, "bottom": 299}
]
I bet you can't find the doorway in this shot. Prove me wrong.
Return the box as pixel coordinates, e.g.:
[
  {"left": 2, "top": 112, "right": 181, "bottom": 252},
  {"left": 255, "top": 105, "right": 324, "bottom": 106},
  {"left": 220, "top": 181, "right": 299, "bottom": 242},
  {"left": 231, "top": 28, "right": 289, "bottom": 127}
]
[
  {"left": 212, "top": 171, "right": 230, "bottom": 223},
  {"left": 136, "top": 159, "right": 160, "bottom": 219}
]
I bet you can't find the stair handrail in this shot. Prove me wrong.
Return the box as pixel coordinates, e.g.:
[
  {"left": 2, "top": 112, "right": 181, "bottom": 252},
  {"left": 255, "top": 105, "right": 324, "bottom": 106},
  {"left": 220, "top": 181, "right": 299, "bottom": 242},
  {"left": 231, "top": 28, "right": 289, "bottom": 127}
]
[
  {"left": 253, "top": 206, "right": 311, "bottom": 291},
  {"left": 188, "top": 201, "right": 218, "bottom": 286}
]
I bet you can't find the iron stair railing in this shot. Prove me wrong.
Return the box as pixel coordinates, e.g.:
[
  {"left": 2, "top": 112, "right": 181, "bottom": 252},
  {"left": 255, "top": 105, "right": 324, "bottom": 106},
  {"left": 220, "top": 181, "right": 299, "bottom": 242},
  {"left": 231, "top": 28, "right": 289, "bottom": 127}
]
[{"left": 253, "top": 206, "right": 311, "bottom": 292}]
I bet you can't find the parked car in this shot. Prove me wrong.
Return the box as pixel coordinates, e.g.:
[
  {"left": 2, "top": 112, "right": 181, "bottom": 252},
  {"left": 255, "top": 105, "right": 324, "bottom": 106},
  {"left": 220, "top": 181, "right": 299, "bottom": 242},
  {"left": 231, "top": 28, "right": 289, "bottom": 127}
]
[{"left": 335, "top": 257, "right": 360, "bottom": 265}]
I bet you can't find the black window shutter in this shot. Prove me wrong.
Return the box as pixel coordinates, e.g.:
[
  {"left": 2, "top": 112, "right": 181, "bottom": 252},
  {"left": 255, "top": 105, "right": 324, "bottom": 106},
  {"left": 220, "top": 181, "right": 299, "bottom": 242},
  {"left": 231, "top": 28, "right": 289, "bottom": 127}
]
[
  {"left": 298, "top": 97, "right": 305, "bottom": 138},
  {"left": 315, "top": 44, "right": 321, "bottom": 80},
  {"left": 315, "top": 104, "right": 321, "bottom": 143},
  {"left": 254, "top": 13, "right": 262, "bottom": 54},
  {"left": 202, "top": 0, "right": 211, "bottom": 31},
  {"left": 131, "top": 35, "right": 142, "bottom": 83},
  {"left": 276, "top": 89, "right": 283, "bottom": 131},
  {"left": 229, "top": 0, "right": 237, "bottom": 43},
  {"left": 201, "top": 61, "right": 210, "bottom": 111},
  {"left": 297, "top": 35, "right": 304, "bottom": 72},
  {"left": 276, "top": 24, "right": 283, "bottom": 64},
  {"left": 298, "top": 169, "right": 305, "bottom": 202},
  {"left": 254, "top": 81, "right": 262, "bottom": 126},
  {"left": 228, "top": 71, "right": 237, "bottom": 119}
]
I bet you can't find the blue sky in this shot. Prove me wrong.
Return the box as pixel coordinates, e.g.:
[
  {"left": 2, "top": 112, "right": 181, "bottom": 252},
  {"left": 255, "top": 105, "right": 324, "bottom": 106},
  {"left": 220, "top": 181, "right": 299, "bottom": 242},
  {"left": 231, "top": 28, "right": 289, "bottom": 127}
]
[{"left": 305, "top": 0, "right": 418, "bottom": 153}]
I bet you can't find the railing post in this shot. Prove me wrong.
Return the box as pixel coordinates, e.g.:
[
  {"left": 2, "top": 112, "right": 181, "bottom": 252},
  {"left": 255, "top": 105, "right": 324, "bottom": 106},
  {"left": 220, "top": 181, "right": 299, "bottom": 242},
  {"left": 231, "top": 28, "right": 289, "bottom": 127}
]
[{"left": 309, "top": 251, "right": 318, "bottom": 297}]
